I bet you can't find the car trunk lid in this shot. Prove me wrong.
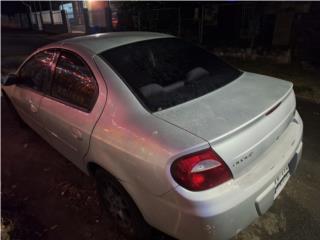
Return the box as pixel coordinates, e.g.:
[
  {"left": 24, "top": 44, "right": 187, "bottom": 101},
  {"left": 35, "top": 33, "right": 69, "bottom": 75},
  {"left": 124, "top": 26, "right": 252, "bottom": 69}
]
[{"left": 154, "top": 72, "right": 296, "bottom": 177}]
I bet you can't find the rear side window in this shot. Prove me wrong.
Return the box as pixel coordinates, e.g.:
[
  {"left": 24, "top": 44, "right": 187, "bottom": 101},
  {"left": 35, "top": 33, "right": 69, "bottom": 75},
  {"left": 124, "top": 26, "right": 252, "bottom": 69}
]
[
  {"left": 19, "top": 50, "right": 55, "bottom": 91},
  {"left": 100, "top": 38, "right": 241, "bottom": 112},
  {"left": 51, "top": 51, "right": 98, "bottom": 111}
]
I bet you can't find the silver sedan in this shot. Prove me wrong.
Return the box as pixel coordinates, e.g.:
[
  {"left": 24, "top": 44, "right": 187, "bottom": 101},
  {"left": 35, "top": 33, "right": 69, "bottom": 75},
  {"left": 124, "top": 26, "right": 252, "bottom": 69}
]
[{"left": 2, "top": 32, "right": 303, "bottom": 240}]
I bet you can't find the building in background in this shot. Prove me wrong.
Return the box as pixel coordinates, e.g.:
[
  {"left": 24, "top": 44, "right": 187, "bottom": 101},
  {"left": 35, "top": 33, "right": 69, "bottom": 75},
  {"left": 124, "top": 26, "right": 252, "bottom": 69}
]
[
  {"left": 1, "top": 1, "right": 319, "bottom": 64},
  {"left": 1, "top": 1, "right": 113, "bottom": 34}
]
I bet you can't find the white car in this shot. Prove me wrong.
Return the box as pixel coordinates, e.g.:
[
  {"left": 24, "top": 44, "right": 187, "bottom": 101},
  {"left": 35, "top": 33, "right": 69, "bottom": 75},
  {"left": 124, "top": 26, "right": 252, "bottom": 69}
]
[{"left": 2, "top": 32, "right": 303, "bottom": 240}]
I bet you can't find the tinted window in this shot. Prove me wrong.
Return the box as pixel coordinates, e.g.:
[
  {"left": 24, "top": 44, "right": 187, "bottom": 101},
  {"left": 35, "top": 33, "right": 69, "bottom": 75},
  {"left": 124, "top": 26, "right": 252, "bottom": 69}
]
[
  {"left": 19, "top": 50, "right": 55, "bottom": 91},
  {"left": 51, "top": 51, "right": 98, "bottom": 110},
  {"left": 100, "top": 38, "right": 241, "bottom": 112}
]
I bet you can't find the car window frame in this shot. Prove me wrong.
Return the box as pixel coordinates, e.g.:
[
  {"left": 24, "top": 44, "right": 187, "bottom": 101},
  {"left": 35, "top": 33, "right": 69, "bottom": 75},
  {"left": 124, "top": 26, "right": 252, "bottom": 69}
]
[
  {"left": 17, "top": 49, "right": 58, "bottom": 96},
  {"left": 48, "top": 49, "right": 99, "bottom": 113},
  {"left": 98, "top": 54, "right": 152, "bottom": 113}
]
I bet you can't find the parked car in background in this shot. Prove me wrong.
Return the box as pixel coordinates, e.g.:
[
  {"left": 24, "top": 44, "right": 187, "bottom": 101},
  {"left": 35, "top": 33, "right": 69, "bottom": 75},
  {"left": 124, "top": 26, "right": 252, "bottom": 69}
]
[{"left": 2, "top": 32, "right": 303, "bottom": 240}]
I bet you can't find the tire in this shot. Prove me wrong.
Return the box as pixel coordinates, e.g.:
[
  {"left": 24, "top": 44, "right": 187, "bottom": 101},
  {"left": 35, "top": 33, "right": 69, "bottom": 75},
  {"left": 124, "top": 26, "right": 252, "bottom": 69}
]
[{"left": 95, "top": 168, "right": 152, "bottom": 240}]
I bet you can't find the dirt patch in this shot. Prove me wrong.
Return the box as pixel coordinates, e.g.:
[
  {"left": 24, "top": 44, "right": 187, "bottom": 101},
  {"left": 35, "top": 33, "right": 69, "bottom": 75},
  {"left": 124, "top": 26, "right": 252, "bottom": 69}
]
[{"left": 1, "top": 196, "right": 45, "bottom": 240}]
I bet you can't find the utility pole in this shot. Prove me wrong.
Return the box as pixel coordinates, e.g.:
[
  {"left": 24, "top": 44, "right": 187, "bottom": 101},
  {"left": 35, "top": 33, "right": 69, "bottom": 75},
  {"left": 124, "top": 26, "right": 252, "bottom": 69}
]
[
  {"left": 32, "top": 1, "right": 39, "bottom": 30},
  {"left": 21, "top": 1, "right": 33, "bottom": 29},
  {"left": 38, "top": 0, "right": 44, "bottom": 29},
  {"left": 49, "top": 0, "right": 54, "bottom": 24}
]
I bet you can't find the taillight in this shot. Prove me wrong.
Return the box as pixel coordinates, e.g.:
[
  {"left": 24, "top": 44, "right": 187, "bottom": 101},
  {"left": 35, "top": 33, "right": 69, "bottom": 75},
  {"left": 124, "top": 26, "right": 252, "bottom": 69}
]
[{"left": 170, "top": 148, "right": 232, "bottom": 191}]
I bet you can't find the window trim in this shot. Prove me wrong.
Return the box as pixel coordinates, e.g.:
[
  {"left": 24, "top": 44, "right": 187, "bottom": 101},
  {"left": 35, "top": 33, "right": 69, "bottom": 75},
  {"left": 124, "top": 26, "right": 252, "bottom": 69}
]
[
  {"left": 17, "top": 49, "right": 57, "bottom": 95},
  {"left": 49, "top": 49, "right": 99, "bottom": 113},
  {"left": 98, "top": 54, "right": 152, "bottom": 113}
]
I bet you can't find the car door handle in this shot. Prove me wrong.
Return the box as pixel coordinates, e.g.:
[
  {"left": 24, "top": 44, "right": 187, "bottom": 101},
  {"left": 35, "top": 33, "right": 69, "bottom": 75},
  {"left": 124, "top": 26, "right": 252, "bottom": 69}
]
[
  {"left": 71, "top": 127, "right": 82, "bottom": 140},
  {"left": 28, "top": 99, "right": 38, "bottom": 113}
]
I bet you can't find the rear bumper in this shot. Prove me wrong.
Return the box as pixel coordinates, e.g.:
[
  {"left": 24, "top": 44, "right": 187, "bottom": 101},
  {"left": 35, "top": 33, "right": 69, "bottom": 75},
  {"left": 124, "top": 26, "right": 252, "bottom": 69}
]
[{"left": 144, "top": 111, "right": 303, "bottom": 240}]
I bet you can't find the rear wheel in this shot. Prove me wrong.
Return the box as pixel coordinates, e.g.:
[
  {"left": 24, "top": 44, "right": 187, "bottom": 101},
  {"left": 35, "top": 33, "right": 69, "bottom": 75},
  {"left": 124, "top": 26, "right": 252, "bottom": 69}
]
[{"left": 95, "top": 169, "right": 152, "bottom": 240}]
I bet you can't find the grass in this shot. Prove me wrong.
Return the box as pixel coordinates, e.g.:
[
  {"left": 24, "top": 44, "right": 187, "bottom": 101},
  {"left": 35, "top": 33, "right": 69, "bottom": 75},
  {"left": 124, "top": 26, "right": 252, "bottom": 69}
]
[{"left": 223, "top": 57, "right": 320, "bottom": 104}]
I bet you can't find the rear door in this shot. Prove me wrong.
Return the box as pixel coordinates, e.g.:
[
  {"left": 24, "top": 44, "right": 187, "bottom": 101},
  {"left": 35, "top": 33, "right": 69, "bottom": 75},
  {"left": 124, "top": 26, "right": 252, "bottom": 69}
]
[
  {"left": 11, "top": 50, "right": 56, "bottom": 134},
  {"left": 39, "top": 50, "right": 106, "bottom": 169}
]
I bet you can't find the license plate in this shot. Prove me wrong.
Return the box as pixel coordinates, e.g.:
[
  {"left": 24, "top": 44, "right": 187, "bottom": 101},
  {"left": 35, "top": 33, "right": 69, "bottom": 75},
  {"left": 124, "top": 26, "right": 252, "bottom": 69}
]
[{"left": 274, "top": 165, "right": 290, "bottom": 199}]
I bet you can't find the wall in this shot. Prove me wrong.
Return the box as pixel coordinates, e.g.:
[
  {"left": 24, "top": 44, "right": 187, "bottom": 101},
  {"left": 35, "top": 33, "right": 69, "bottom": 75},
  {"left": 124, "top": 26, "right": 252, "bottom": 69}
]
[
  {"left": 30, "top": 10, "right": 69, "bottom": 33},
  {"left": 1, "top": 13, "right": 30, "bottom": 29}
]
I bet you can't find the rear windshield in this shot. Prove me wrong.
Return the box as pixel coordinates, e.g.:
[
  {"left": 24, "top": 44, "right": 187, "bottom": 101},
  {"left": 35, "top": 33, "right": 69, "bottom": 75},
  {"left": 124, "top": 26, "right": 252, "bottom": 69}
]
[{"left": 100, "top": 38, "right": 241, "bottom": 112}]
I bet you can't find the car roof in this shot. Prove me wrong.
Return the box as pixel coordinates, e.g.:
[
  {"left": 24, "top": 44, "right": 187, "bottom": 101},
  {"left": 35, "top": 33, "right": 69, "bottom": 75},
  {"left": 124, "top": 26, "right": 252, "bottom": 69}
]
[{"left": 59, "top": 31, "right": 173, "bottom": 54}]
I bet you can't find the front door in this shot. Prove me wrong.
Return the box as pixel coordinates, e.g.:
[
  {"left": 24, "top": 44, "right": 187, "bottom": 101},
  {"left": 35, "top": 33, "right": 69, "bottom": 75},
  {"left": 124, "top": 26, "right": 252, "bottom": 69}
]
[{"left": 11, "top": 50, "right": 55, "bottom": 134}]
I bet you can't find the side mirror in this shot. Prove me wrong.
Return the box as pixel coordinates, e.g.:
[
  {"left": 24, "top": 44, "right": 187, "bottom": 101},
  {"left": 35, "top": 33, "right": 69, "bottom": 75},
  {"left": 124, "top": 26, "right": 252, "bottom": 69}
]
[{"left": 2, "top": 73, "right": 19, "bottom": 86}]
